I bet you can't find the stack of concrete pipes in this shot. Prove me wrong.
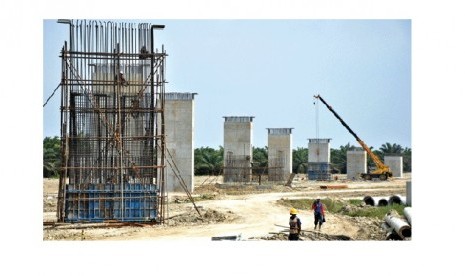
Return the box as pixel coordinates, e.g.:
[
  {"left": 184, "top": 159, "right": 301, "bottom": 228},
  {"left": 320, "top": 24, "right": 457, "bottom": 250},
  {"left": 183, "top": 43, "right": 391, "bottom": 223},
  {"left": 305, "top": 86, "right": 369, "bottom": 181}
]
[
  {"left": 381, "top": 207, "right": 412, "bottom": 240},
  {"left": 362, "top": 195, "right": 411, "bottom": 240},
  {"left": 363, "top": 195, "right": 407, "bottom": 206}
]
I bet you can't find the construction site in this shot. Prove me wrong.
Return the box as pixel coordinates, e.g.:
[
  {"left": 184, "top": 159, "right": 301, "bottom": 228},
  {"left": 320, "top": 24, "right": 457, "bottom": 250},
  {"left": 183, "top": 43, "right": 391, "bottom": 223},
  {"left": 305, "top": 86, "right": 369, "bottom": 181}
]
[{"left": 43, "top": 19, "right": 412, "bottom": 241}]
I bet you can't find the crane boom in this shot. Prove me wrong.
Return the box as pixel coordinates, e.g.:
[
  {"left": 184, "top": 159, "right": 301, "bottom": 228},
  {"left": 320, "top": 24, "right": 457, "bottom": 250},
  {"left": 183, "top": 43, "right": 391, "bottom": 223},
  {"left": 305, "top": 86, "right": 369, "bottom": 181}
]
[{"left": 313, "top": 94, "right": 392, "bottom": 180}]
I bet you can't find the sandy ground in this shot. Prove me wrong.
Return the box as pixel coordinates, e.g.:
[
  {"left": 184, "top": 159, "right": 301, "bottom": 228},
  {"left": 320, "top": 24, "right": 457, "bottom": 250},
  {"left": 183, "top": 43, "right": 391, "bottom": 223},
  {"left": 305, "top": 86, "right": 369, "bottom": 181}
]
[{"left": 43, "top": 174, "right": 410, "bottom": 241}]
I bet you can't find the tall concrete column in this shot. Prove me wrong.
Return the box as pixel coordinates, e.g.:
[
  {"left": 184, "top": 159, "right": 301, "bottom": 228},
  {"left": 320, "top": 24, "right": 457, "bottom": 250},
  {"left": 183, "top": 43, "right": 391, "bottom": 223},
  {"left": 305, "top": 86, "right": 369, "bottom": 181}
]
[
  {"left": 164, "top": 93, "right": 196, "bottom": 192},
  {"left": 347, "top": 149, "right": 367, "bottom": 180},
  {"left": 267, "top": 128, "right": 293, "bottom": 181},
  {"left": 223, "top": 116, "right": 254, "bottom": 183},
  {"left": 384, "top": 156, "right": 403, "bottom": 178},
  {"left": 307, "top": 138, "right": 331, "bottom": 180}
]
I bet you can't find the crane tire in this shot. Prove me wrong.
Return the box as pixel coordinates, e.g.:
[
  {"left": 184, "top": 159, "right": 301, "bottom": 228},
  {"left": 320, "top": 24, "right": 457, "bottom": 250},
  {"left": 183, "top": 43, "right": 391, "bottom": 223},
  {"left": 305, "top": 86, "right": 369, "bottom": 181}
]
[{"left": 363, "top": 174, "right": 372, "bottom": 181}]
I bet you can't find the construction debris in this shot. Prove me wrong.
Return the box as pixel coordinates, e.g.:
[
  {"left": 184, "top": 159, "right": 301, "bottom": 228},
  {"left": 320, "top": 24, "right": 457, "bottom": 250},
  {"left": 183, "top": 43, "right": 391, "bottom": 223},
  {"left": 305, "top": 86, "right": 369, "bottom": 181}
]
[
  {"left": 211, "top": 234, "right": 242, "bottom": 241},
  {"left": 248, "top": 230, "right": 352, "bottom": 241}
]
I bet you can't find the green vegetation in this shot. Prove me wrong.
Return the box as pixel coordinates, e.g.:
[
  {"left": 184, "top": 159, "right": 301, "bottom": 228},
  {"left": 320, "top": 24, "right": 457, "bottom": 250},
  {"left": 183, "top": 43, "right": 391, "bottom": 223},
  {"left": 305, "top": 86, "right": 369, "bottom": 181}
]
[
  {"left": 43, "top": 136, "right": 411, "bottom": 177},
  {"left": 292, "top": 147, "right": 308, "bottom": 174},
  {"left": 192, "top": 143, "right": 411, "bottom": 176},
  {"left": 346, "top": 204, "right": 405, "bottom": 220},
  {"left": 253, "top": 146, "right": 268, "bottom": 169},
  {"left": 348, "top": 199, "right": 363, "bottom": 205},
  {"left": 279, "top": 198, "right": 344, "bottom": 213},
  {"left": 195, "top": 194, "right": 217, "bottom": 201},
  {"left": 278, "top": 198, "right": 406, "bottom": 220},
  {"left": 277, "top": 198, "right": 313, "bottom": 211},
  {"left": 330, "top": 142, "right": 411, "bottom": 174},
  {"left": 43, "top": 136, "right": 61, "bottom": 178},
  {"left": 194, "top": 146, "right": 223, "bottom": 175}
]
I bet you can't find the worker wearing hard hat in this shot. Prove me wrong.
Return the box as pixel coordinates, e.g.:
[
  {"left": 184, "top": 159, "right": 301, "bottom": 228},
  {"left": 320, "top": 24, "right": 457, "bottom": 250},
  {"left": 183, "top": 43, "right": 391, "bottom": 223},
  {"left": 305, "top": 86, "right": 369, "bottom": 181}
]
[
  {"left": 115, "top": 70, "right": 129, "bottom": 86},
  {"left": 288, "top": 208, "right": 302, "bottom": 241}
]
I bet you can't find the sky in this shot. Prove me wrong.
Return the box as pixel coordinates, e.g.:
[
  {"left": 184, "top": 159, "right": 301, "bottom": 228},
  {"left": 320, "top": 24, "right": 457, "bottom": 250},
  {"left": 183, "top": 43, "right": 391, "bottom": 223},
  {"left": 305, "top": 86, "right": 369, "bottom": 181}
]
[
  {"left": 3, "top": 0, "right": 465, "bottom": 275},
  {"left": 43, "top": 19, "right": 411, "bottom": 150}
]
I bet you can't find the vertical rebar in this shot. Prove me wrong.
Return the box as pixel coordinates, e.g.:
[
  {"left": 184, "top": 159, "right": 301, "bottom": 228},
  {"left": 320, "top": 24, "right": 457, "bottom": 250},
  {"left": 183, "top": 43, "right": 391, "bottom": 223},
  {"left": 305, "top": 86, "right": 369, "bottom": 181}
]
[{"left": 57, "top": 20, "right": 166, "bottom": 223}]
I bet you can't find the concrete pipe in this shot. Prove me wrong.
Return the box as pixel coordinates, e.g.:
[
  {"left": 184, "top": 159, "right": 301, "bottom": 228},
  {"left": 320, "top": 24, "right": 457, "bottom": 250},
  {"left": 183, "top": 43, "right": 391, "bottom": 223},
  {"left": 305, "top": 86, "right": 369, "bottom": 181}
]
[
  {"left": 363, "top": 196, "right": 375, "bottom": 206},
  {"left": 371, "top": 196, "right": 389, "bottom": 206},
  {"left": 403, "top": 207, "right": 412, "bottom": 226},
  {"left": 380, "top": 222, "right": 402, "bottom": 240},
  {"left": 394, "top": 194, "right": 407, "bottom": 205},
  {"left": 384, "top": 214, "right": 411, "bottom": 239},
  {"left": 389, "top": 195, "right": 402, "bottom": 205},
  {"left": 378, "top": 198, "right": 389, "bottom": 206}
]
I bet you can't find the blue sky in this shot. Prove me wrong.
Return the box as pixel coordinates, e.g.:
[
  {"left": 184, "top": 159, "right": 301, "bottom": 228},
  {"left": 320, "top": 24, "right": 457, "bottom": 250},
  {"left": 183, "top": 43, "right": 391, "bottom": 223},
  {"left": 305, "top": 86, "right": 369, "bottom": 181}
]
[{"left": 43, "top": 19, "right": 411, "bottom": 150}]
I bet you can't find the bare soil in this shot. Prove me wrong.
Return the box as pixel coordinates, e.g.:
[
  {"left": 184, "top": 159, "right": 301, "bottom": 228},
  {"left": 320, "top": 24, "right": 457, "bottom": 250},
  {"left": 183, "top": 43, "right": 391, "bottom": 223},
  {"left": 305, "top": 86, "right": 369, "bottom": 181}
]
[{"left": 43, "top": 174, "right": 410, "bottom": 241}]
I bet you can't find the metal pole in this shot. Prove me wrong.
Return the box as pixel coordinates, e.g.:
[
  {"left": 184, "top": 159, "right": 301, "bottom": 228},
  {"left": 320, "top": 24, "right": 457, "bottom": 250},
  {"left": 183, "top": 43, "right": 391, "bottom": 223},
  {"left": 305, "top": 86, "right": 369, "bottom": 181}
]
[
  {"left": 116, "top": 42, "right": 125, "bottom": 221},
  {"left": 150, "top": 24, "right": 165, "bottom": 223}
]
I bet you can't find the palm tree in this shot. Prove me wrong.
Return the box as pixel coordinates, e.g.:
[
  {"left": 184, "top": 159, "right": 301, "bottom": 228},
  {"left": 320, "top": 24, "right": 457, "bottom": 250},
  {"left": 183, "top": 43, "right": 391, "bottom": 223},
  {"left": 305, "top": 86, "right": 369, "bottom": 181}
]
[
  {"left": 378, "top": 142, "right": 406, "bottom": 170},
  {"left": 292, "top": 147, "right": 308, "bottom": 173},
  {"left": 43, "top": 136, "right": 61, "bottom": 177},
  {"left": 402, "top": 147, "right": 412, "bottom": 172},
  {"left": 380, "top": 142, "right": 404, "bottom": 155},
  {"left": 253, "top": 146, "right": 268, "bottom": 168},
  {"left": 330, "top": 143, "right": 357, "bottom": 174},
  {"left": 194, "top": 147, "right": 223, "bottom": 175}
]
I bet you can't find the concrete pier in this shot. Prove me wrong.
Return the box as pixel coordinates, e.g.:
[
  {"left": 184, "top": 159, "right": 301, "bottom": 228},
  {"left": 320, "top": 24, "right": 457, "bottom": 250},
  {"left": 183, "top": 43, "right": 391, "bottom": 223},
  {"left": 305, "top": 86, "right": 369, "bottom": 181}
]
[
  {"left": 267, "top": 128, "right": 293, "bottom": 181},
  {"left": 223, "top": 116, "right": 254, "bottom": 183},
  {"left": 347, "top": 149, "right": 367, "bottom": 180},
  {"left": 164, "top": 93, "right": 196, "bottom": 192}
]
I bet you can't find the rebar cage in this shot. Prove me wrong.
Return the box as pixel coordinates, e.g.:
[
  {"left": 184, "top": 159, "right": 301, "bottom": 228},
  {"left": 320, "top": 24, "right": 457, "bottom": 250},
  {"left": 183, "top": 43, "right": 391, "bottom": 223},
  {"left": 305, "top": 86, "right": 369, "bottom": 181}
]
[{"left": 56, "top": 20, "right": 167, "bottom": 223}]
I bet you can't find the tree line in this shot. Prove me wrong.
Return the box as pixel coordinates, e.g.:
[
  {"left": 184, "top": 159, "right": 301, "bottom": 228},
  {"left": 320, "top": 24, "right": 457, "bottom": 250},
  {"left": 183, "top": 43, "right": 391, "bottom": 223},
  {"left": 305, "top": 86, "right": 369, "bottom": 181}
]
[{"left": 43, "top": 136, "right": 411, "bottom": 177}]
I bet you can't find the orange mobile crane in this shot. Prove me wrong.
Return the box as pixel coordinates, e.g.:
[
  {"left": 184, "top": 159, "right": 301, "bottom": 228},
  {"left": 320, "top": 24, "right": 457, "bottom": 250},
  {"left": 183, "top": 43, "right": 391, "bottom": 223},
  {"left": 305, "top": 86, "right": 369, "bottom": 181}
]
[{"left": 313, "top": 94, "right": 392, "bottom": 181}]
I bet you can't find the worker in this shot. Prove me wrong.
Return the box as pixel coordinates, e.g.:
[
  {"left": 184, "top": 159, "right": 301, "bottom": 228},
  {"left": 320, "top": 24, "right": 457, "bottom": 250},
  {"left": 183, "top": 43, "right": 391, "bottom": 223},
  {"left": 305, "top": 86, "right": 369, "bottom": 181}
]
[
  {"left": 115, "top": 70, "right": 129, "bottom": 86},
  {"left": 288, "top": 208, "right": 302, "bottom": 241},
  {"left": 311, "top": 198, "right": 326, "bottom": 231}
]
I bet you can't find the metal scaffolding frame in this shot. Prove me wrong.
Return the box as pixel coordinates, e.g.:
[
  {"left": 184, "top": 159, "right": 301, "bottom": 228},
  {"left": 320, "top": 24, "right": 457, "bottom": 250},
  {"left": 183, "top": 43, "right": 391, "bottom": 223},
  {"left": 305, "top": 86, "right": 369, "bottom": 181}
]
[
  {"left": 267, "top": 156, "right": 286, "bottom": 181},
  {"left": 223, "top": 154, "right": 252, "bottom": 183},
  {"left": 223, "top": 155, "right": 286, "bottom": 184},
  {"left": 56, "top": 20, "right": 167, "bottom": 223}
]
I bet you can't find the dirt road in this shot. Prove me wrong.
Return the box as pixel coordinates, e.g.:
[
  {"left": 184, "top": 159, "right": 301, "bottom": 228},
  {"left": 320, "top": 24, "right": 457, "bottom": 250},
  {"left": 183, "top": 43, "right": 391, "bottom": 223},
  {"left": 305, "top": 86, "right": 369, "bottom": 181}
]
[{"left": 43, "top": 174, "right": 409, "bottom": 241}]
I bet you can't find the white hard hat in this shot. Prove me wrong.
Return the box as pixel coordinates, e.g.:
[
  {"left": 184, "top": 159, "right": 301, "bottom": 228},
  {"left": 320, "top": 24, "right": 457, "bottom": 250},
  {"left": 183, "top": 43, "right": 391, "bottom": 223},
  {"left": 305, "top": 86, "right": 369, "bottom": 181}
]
[{"left": 120, "top": 70, "right": 124, "bottom": 74}]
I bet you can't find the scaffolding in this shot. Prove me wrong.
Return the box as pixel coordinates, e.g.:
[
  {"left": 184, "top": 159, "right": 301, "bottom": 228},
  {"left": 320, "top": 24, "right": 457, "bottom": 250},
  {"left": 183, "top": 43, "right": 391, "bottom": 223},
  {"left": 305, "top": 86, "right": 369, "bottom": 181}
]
[
  {"left": 307, "top": 138, "right": 332, "bottom": 181},
  {"left": 268, "top": 157, "right": 286, "bottom": 181},
  {"left": 223, "top": 154, "right": 252, "bottom": 183},
  {"left": 56, "top": 20, "right": 167, "bottom": 223},
  {"left": 307, "top": 162, "right": 331, "bottom": 181},
  {"left": 223, "top": 156, "right": 285, "bottom": 184}
]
